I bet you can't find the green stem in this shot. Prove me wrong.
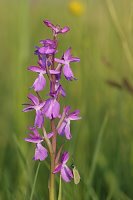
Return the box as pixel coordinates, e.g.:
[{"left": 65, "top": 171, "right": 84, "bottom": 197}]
[
  {"left": 58, "top": 175, "right": 62, "bottom": 200},
  {"left": 49, "top": 155, "right": 55, "bottom": 200},
  {"left": 42, "top": 126, "right": 55, "bottom": 200},
  {"left": 30, "top": 162, "right": 41, "bottom": 200}
]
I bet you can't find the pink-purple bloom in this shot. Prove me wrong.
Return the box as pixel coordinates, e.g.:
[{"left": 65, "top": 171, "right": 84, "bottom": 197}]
[
  {"left": 44, "top": 20, "right": 70, "bottom": 36},
  {"left": 43, "top": 98, "right": 60, "bottom": 119},
  {"left": 53, "top": 152, "right": 73, "bottom": 182},
  {"left": 55, "top": 48, "right": 80, "bottom": 80},
  {"left": 38, "top": 39, "right": 57, "bottom": 55},
  {"left": 58, "top": 106, "right": 81, "bottom": 139},
  {"left": 28, "top": 66, "right": 59, "bottom": 92},
  {"left": 23, "top": 94, "right": 45, "bottom": 128},
  {"left": 25, "top": 127, "right": 48, "bottom": 161}
]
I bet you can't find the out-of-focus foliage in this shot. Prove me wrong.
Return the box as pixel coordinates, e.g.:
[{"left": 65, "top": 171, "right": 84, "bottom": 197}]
[{"left": 1, "top": 0, "right": 133, "bottom": 199}]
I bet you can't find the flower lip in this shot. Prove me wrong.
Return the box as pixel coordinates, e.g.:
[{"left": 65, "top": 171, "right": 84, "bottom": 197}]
[
  {"left": 42, "top": 98, "right": 60, "bottom": 119},
  {"left": 34, "top": 143, "right": 48, "bottom": 161}
]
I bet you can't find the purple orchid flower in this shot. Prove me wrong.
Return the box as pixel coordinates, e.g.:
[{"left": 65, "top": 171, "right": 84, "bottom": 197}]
[
  {"left": 38, "top": 39, "right": 57, "bottom": 55},
  {"left": 53, "top": 152, "right": 73, "bottom": 182},
  {"left": 58, "top": 106, "right": 81, "bottom": 140},
  {"left": 55, "top": 47, "right": 80, "bottom": 80},
  {"left": 23, "top": 94, "right": 45, "bottom": 128},
  {"left": 28, "top": 66, "right": 60, "bottom": 92},
  {"left": 25, "top": 127, "right": 48, "bottom": 161},
  {"left": 42, "top": 98, "right": 60, "bottom": 119},
  {"left": 43, "top": 20, "right": 70, "bottom": 36}
]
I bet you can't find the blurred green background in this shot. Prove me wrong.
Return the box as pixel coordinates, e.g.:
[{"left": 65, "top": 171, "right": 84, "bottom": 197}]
[{"left": 1, "top": 0, "right": 133, "bottom": 199}]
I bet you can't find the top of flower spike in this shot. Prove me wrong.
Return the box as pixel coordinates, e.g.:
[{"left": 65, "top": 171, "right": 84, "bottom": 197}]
[{"left": 43, "top": 20, "right": 70, "bottom": 36}]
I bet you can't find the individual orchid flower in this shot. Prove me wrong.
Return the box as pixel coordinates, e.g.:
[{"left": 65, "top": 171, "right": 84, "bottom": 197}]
[
  {"left": 28, "top": 66, "right": 60, "bottom": 92},
  {"left": 58, "top": 106, "right": 81, "bottom": 139},
  {"left": 25, "top": 127, "right": 48, "bottom": 161},
  {"left": 23, "top": 94, "right": 45, "bottom": 128},
  {"left": 38, "top": 39, "right": 57, "bottom": 55},
  {"left": 53, "top": 152, "right": 73, "bottom": 182},
  {"left": 42, "top": 97, "right": 60, "bottom": 119},
  {"left": 43, "top": 20, "right": 70, "bottom": 36},
  {"left": 55, "top": 47, "right": 80, "bottom": 80}
]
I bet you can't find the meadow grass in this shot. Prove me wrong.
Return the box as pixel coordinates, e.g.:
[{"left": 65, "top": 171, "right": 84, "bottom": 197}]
[{"left": 0, "top": 0, "right": 133, "bottom": 199}]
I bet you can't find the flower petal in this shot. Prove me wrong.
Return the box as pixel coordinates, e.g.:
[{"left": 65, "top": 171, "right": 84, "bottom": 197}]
[
  {"left": 40, "top": 39, "right": 55, "bottom": 46},
  {"left": 34, "top": 143, "right": 48, "bottom": 161},
  {"left": 28, "top": 66, "right": 45, "bottom": 73},
  {"left": 64, "top": 106, "right": 71, "bottom": 115},
  {"left": 58, "top": 121, "right": 66, "bottom": 136},
  {"left": 49, "top": 70, "right": 60, "bottom": 74},
  {"left": 42, "top": 99, "right": 53, "bottom": 119},
  {"left": 64, "top": 48, "right": 71, "bottom": 61},
  {"left": 33, "top": 73, "right": 46, "bottom": 92},
  {"left": 25, "top": 127, "right": 43, "bottom": 143},
  {"left": 38, "top": 101, "right": 46, "bottom": 110},
  {"left": 61, "top": 26, "right": 70, "bottom": 33},
  {"left": 63, "top": 64, "right": 75, "bottom": 80},
  {"left": 61, "top": 152, "right": 69, "bottom": 164},
  {"left": 68, "top": 110, "right": 81, "bottom": 120},
  {"left": 23, "top": 106, "right": 34, "bottom": 112},
  {"left": 35, "top": 110, "right": 44, "bottom": 128},
  {"left": 39, "top": 46, "right": 55, "bottom": 55},
  {"left": 65, "top": 121, "right": 71, "bottom": 140},
  {"left": 25, "top": 137, "right": 43, "bottom": 143},
  {"left": 28, "top": 94, "right": 39, "bottom": 105},
  {"left": 52, "top": 99, "right": 60, "bottom": 119},
  {"left": 43, "top": 20, "right": 55, "bottom": 30},
  {"left": 43, "top": 99, "right": 60, "bottom": 119},
  {"left": 70, "top": 57, "right": 80, "bottom": 62},
  {"left": 61, "top": 166, "right": 73, "bottom": 182},
  {"left": 57, "top": 84, "right": 66, "bottom": 97},
  {"left": 54, "top": 58, "right": 66, "bottom": 65},
  {"left": 53, "top": 164, "right": 62, "bottom": 173}
]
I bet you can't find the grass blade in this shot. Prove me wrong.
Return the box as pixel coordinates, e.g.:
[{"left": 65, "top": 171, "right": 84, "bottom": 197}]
[
  {"left": 85, "top": 114, "right": 108, "bottom": 200},
  {"left": 30, "top": 162, "right": 41, "bottom": 200}
]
